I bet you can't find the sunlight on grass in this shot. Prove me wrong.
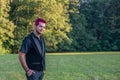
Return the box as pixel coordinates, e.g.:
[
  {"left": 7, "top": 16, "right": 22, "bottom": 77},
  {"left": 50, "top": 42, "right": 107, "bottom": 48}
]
[{"left": 0, "top": 52, "right": 120, "bottom": 80}]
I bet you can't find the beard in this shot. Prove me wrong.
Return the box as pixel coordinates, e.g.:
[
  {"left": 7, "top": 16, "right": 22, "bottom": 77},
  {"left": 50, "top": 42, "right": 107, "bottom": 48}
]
[{"left": 36, "top": 29, "right": 41, "bottom": 35}]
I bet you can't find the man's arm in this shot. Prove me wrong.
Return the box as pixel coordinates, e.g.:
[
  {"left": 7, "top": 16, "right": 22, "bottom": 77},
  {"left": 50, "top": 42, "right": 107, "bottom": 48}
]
[
  {"left": 18, "top": 52, "right": 29, "bottom": 72},
  {"left": 18, "top": 52, "right": 35, "bottom": 76}
]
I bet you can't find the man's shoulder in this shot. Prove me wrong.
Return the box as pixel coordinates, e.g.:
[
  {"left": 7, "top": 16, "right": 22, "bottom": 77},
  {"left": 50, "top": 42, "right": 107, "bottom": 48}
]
[
  {"left": 26, "top": 32, "right": 33, "bottom": 38},
  {"left": 23, "top": 33, "right": 32, "bottom": 42}
]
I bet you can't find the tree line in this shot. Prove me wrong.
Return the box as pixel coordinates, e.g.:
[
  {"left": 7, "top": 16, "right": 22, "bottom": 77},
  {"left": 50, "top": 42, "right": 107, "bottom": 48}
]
[{"left": 0, "top": 0, "right": 120, "bottom": 54}]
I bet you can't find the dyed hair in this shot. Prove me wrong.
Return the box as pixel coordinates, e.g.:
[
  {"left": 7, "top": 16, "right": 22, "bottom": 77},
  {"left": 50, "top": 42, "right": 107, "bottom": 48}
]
[{"left": 34, "top": 18, "right": 46, "bottom": 26}]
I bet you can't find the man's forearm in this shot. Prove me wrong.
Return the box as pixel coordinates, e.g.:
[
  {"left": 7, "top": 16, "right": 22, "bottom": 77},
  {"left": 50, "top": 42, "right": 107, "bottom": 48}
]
[{"left": 18, "top": 52, "right": 29, "bottom": 72}]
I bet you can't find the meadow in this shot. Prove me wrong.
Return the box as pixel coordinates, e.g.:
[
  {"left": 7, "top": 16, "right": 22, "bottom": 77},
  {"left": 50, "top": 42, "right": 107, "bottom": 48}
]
[{"left": 0, "top": 52, "right": 120, "bottom": 80}]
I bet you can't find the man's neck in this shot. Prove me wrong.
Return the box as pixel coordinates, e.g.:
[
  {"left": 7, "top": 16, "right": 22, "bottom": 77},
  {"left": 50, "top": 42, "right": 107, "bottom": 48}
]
[{"left": 33, "top": 31, "right": 41, "bottom": 39}]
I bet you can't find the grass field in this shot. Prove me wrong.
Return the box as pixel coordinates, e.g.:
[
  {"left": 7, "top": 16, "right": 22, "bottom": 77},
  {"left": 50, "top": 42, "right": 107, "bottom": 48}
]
[{"left": 0, "top": 52, "right": 120, "bottom": 80}]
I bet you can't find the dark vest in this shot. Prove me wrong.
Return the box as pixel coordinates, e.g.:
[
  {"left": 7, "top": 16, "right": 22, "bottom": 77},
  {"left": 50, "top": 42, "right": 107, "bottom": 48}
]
[{"left": 26, "top": 33, "right": 45, "bottom": 71}]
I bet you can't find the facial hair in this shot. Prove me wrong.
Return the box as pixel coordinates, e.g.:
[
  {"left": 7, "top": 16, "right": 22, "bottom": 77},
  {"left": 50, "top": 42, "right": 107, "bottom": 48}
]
[{"left": 36, "top": 29, "right": 41, "bottom": 35}]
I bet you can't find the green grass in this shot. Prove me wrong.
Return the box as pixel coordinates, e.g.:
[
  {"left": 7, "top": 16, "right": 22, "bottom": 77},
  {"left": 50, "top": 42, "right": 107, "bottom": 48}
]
[{"left": 0, "top": 52, "right": 120, "bottom": 80}]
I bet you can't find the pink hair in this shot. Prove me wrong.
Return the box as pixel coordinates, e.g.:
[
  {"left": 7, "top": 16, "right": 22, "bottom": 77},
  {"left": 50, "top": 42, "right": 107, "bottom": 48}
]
[{"left": 34, "top": 18, "right": 46, "bottom": 26}]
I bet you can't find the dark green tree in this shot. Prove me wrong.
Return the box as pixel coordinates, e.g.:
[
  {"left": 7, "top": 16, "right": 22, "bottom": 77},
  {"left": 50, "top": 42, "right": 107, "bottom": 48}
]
[
  {"left": 80, "top": 0, "right": 111, "bottom": 51},
  {"left": 57, "top": 0, "right": 100, "bottom": 52},
  {"left": 105, "top": 0, "right": 120, "bottom": 50},
  {"left": 79, "top": 0, "right": 120, "bottom": 51}
]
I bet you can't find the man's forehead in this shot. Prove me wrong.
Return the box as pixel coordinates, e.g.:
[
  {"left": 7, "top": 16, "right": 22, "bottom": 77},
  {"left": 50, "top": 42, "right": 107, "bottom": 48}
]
[{"left": 39, "top": 22, "right": 46, "bottom": 26}]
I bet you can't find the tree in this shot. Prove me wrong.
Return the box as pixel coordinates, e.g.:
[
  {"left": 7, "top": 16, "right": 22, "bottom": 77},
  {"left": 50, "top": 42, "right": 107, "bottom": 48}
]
[
  {"left": 105, "top": 0, "right": 120, "bottom": 50},
  {"left": 59, "top": 0, "right": 100, "bottom": 51},
  {"left": 79, "top": 0, "right": 120, "bottom": 51},
  {"left": 0, "top": 0, "right": 15, "bottom": 54},
  {"left": 10, "top": 0, "right": 71, "bottom": 52}
]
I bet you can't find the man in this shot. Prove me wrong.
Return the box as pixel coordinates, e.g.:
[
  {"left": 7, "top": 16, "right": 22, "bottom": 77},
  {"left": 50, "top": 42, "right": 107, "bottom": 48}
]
[{"left": 19, "top": 18, "right": 46, "bottom": 80}]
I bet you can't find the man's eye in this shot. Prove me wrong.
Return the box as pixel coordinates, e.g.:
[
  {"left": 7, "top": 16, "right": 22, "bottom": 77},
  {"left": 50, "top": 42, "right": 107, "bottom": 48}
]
[{"left": 38, "top": 25, "right": 42, "bottom": 27}]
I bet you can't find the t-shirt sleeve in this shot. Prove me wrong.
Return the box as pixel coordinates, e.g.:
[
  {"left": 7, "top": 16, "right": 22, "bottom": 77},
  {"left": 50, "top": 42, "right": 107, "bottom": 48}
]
[{"left": 19, "top": 37, "right": 31, "bottom": 54}]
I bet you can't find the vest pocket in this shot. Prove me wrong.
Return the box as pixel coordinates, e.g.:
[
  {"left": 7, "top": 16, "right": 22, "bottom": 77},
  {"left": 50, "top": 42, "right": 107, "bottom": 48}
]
[{"left": 32, "top": 62, "right": 40, "bottom": 64}]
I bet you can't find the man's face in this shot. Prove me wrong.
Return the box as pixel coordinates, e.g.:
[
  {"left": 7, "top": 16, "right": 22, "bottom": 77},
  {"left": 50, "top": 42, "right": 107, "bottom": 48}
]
[{"left": 35, "top": 22, "right": 46, "bottom": 34}]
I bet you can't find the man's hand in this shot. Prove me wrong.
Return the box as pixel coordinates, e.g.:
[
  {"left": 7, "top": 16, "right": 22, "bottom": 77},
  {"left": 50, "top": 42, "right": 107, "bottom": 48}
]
[{"left": 26, "top": 69, "right": 35, "bottom": 76}]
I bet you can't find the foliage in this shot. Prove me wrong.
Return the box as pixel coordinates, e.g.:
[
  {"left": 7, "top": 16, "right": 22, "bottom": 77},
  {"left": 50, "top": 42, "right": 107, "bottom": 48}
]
[
  {"left": 0, "top": 0, "right": 15, "bottom": 54},
  {"left": 79, "top": 0, "right": 120, "bottom": 51},
  {"left": 59, "top": 0, "right": 100, "bottom": 52},
  {"left": 0, "top": 0, "right": 120, "bottom": 53},
  {"left": 9, "top": 0, "right": 71, "bottom": 52}
]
